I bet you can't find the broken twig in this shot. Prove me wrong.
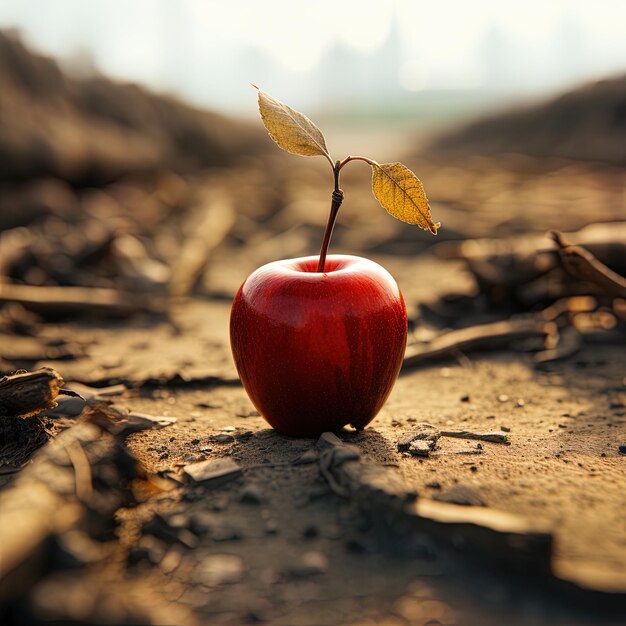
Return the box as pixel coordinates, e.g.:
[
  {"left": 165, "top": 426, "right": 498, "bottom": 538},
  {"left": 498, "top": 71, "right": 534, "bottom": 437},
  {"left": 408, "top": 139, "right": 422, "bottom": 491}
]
[{"left": 551, "top": 231, "right": 626, "bottom": 298}]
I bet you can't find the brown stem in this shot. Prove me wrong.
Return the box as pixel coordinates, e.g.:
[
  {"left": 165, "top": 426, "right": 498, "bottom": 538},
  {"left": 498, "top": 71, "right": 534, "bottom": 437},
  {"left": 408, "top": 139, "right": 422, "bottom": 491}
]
[
  {"left": 315, "top": 156, "right": 375, "bottom": 273},
  {"left": 338, "top": 155, "right": 376, "bottom": 170},
  {"left": 317, "top": 161, "right": 344, "bottom": 273}
]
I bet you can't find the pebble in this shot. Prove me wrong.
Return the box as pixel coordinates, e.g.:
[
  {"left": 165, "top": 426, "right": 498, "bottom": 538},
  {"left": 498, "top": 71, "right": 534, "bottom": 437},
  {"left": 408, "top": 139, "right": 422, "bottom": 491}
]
[
  {"left": 501, "top": 425, "right": 511, "bottom": 432},
  {"left": 289, "top": 551, "right": 329, "bottom": 577},
  {"left": 199, "top": 554, "right": 245, "bottom": 585},
  {"left": 408, "top": 440, "right": 432, "bottom": 458},
  {"left": 211, "top": 433, "right": 235, "bottom": 443},
  {"left": 235, "top": 430, "right": 254, "bottom": 441},
  {"left": 397, "top": 423, "right": 440, "bottom": 453},
  {"left": 619, "top": 445, "right": 626, "bottom": 455},
  {"left": 293, "top": 448, "right": 319, "bottom": 465},
  {"left": 460, "top": 394, "right": 470, "bottom": 402},
  {"left": 303, "top": 525, "right": 318, "bottom": 539},
  {"left": 264, "top": 519, "right": 278, "bottom": 534},
  {"left": 317, "top": 432, "right": 343, "bottom": 449},
  {"left": 497, "top": 394, "right": 509, "bottom": 402},
  {"left": 240, "top": 485, "right": 263, "bottom": 505}
]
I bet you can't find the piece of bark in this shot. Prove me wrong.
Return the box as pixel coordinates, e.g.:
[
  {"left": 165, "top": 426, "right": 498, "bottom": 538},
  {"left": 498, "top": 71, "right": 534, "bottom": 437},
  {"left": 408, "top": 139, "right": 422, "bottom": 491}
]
[
  {"left": 0, "top": 368, "right": 63, "bottom": 417},
  {"left": 403, "top": 318, "right": 547, "bottom": 368},
  {"left": 551, "top": 231, "right": 626, "bottom": 298},
  {"left": 83, "top": 402, "right": 177, "bottom": 436},
  {"left": 317, "top": 432, "right": 415, "bottom": 505},
  {"left": 0, "top": 420, "right": 139, "bottom": 602}
]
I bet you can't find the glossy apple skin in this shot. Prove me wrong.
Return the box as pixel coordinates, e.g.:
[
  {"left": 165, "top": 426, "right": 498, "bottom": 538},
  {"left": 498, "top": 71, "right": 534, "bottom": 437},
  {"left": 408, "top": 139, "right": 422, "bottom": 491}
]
[{"left": 230, "top": 255, "right": 407, "bottom": 437}]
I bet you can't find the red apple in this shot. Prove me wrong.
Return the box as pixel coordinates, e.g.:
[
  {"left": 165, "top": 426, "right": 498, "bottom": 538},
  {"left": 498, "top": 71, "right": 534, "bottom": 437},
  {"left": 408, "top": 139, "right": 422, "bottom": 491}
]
[{"left": 230, "top": 254, "right": 407, "bottom": 437}]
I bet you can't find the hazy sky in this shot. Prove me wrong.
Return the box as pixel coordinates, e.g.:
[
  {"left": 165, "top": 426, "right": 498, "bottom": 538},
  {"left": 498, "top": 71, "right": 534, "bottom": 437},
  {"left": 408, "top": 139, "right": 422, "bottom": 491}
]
[{"left": 1, "top": 0, "right": 625, "bottom": 115}]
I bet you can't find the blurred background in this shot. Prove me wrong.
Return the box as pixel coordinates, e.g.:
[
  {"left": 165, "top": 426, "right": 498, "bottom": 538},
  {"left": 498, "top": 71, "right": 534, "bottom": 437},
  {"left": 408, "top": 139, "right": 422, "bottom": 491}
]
[
  {"left": 1, "top": 4, "right": 626, "bottom": 625},
  {"left": 0, "top": 0, "right": 624, "bottom": 325}
]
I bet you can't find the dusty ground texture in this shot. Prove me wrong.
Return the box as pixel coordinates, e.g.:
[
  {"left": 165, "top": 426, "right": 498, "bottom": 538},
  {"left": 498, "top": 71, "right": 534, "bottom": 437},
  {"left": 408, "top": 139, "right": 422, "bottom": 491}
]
[
  {"left": 2, "top": 36, "right": 626, "bottom": 625},
  {"left": 3, "top": 291, "right": 623, "bottom": 626}
]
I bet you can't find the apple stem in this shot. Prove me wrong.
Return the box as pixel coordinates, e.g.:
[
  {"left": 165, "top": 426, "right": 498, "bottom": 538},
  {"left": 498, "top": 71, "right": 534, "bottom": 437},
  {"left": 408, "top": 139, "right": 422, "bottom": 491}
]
[
  {"left": 317, "top": 160, "right": 344, "bottom": 273},
  {"left": 316, "top": 156, "right": 376, "bottom": 273}
]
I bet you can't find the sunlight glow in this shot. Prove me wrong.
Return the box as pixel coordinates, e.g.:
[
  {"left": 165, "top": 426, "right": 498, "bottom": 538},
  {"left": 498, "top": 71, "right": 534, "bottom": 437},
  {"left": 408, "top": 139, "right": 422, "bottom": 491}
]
[{"left": 0, "top": 0, "right": 624, "bottom": 113}]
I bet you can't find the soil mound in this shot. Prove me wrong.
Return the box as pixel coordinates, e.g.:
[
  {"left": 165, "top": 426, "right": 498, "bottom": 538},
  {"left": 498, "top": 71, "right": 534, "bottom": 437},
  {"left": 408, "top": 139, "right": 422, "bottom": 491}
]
[{"left": 425, "top": 75, "right": 626, "bottom": 164}]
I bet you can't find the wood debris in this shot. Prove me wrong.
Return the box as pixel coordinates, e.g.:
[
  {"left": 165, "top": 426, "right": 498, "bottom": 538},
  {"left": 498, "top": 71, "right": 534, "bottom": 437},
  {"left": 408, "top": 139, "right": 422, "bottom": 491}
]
[
  {"left": 551, "top": 231, "right": 626, "bottom": 299},
  {"left": 439, "top": 430, "right": 510, "bottom": 444},
  {"left": 183, "top": 457, "right": 242, "bottom": 485},
  {"left": 403, "top": 318, "right": 548, "bottom": 368},
  {"left": 0, "top": 368, "right": 64, "bottom": 418}
]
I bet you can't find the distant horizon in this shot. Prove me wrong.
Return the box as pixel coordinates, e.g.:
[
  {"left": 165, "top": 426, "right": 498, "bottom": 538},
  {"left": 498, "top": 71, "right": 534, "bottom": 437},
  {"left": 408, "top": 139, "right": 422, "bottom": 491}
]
[{"left": 1, "top": 0, "right": 625, "bottom": 120}]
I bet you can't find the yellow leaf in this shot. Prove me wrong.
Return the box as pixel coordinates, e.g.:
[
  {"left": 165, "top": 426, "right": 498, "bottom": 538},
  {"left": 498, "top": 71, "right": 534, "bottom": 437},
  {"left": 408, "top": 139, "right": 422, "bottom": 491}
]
[
  {"left": 371, "top": 162, "right": 439, "bottom": 234},
  {"left": 255, "top": 86, "right": 332, "bottom": 162}
]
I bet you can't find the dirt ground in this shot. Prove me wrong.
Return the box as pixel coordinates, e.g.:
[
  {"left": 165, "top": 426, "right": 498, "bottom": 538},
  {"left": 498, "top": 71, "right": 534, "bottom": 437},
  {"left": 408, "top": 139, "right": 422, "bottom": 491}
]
[
  {"left": 2, "top": 35, "right": 626, "bottom": 625},
  {"left": 4, "top": 263, "right": 622, "bottom": 625}
]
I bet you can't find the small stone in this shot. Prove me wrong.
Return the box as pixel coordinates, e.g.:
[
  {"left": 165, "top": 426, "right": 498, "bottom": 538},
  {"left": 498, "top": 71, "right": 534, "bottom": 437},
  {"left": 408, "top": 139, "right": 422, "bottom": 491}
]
[
  {"left": 317, "top": 432, "right": 343, "bottom": 449},
  {"left": 619, "top": 445, "right": 626, "bottom": 455},
  {"left": 199, "top": 554, "right": 245, "bottom": 585},
  {"left": 183, "top": 457, "right": 242, "bottom": 485},
  {"left": 289, "top": 551, "right": 329, "bottom": 577},
  {"left": 303, "top": 525, "right": 318, "bottom": 539},
  {"left": 497, "top": 394, "right": 509, "bottom": 402},
  {"left": 408, "top": 440, "right": 432, "bottom": 458},
  {"left": 397, "top": 423, "right": 440, "bottom": 452},
  {"left": 516, "top": 398, "right": 525, "bottom": 407},
  {"left": 476, "top": 443, "right": 483, "bottom": 450},
  {"left": 425, "top": 481, "right": 441, "bottom": 490},
  {"left": 212, "top": 433, "right": 235, "bottom": 443},
  {"left": 222, "top": 426, "right": 236, "bottom": 432},
  {"left": 264, "top": 519, "right": 278, "bottom": 534},
  {"left": 293, "top": 448, "right": 319, "bottom": 465},
  {"left": 240, "top": 485, "right": 263, "bottom": 505},
  {"left": 235, "top": 430, "right": 254, "bottom": 441},
  {"left": 501, "top": 425, "right": 511, "bottom": 432},
  {"left": 460, "top": 394, "right": 470, "bottom": 402}
]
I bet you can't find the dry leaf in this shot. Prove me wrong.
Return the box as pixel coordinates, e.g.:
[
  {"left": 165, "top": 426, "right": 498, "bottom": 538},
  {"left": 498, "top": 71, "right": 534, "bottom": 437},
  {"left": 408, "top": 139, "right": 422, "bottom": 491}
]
[
  {"left": 371, "top": 162, "right": 439, "bottom": 234},
  {"left": 255, "top": 86, "right": 332, "bottom": 162}
]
